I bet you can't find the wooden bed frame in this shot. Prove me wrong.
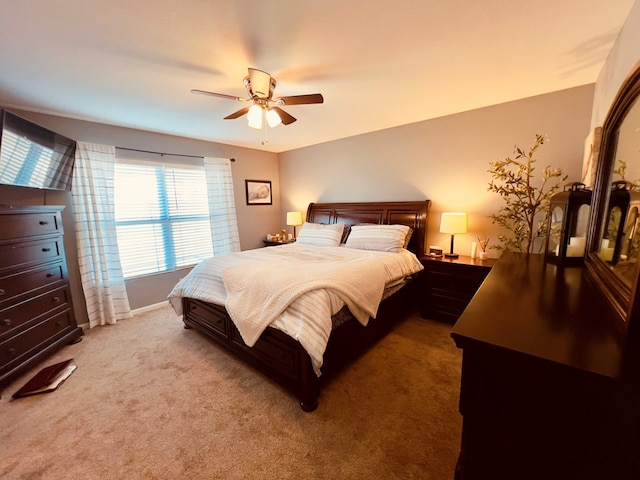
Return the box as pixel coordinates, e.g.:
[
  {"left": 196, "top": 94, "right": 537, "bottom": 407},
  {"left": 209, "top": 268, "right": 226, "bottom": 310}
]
[{"left": 181, "top": 200, "right": 430, "bottom": 411}]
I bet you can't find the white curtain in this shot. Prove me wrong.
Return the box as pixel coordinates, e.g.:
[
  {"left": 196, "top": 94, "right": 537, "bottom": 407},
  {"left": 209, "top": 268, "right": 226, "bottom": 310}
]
[
  {"left": 72, "top": 142, "right": 132, "bottom": 328},
  {"left": 203, "top": 157, "right": 241, "bottom": 255}
]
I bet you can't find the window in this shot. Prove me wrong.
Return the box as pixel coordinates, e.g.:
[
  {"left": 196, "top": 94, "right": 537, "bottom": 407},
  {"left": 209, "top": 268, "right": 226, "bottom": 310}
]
[{"left": 114, "top": 160, "right": 213, "bottom": 278}]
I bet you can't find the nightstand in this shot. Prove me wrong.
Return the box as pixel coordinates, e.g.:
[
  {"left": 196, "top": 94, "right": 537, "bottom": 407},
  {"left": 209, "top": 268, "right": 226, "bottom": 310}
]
[
  {"left": 420, "top": 255, "right": 497, "bottom": 323},
  {"left": 263, "top": 240, "right": 295, "bottom": 247}
]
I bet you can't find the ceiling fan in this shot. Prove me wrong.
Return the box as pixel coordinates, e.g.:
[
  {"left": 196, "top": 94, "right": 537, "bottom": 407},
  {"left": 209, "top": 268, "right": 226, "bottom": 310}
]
[{"left": 191, "top": 68, "right": 324, "bottom": 129}]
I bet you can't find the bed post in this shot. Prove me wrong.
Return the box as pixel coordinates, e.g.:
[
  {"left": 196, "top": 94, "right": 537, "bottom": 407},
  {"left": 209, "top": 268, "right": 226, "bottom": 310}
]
[{"left": 299, "top": 354, "right": 320, "bottom": 412}]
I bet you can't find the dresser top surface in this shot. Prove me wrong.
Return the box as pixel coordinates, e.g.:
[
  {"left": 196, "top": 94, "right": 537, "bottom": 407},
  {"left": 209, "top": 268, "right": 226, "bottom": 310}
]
[{"left": 451, "top": 252, "right": 636, "bottom": 382}]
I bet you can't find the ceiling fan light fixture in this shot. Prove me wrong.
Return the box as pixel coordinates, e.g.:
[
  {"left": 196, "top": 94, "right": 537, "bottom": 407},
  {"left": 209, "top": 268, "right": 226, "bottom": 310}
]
[
  {"left": 247, "top": 104, "right": 263, "bottom": 129},
  {"left": 266, "top": 108, "right": 282, "bottom": 128}
]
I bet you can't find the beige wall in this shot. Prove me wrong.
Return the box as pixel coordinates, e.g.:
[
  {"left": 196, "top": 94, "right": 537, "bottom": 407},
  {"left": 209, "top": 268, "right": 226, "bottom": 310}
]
[
  {"left": 279, "top": 85, "right": 595, "bottom": 259},
  {"left": 0, "top": 111, "right": 281, "bottom": 317},
  {"left": 591, "top": 0, "right": 640, "bottom": 129},
  {"left": 5, "top": 0, "right": 640, "bottom": 315}
]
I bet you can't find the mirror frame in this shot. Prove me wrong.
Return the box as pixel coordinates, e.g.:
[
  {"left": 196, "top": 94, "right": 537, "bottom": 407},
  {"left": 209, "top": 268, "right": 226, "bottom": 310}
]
[{"left": 586, "top": 62, "right": 640, "bottom": 337}]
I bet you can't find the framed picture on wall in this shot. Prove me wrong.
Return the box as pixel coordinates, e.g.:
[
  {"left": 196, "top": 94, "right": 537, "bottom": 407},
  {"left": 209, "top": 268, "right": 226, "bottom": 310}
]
[{"left": 245, "top": 179, "right": 272, "bottom": 205}]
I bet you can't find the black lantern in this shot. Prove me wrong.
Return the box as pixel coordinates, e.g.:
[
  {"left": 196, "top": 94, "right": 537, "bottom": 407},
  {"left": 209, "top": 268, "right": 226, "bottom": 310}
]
[
  {"left": 544, "top": 182, "right": 592, "bottom": 265},
  {"left": 598, "top": 180, "right": 640, "bottom": 266}
]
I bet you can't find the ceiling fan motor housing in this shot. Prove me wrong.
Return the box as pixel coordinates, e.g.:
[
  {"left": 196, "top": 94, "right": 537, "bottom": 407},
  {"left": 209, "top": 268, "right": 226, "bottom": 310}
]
[{"left": 244, "top": 68, "right": 276, "bottom": 99}]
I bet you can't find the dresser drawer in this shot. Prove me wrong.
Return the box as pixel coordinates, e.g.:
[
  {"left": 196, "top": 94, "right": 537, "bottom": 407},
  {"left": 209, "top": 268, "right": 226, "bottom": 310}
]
[
  {"left": 0, "top": 309, "right": 74, "bottom": 369},
  {"left": 0, "top": 238, "right": 64, "bottom": 273},
  {"left": 0, "top": 286, "right": 70, "bottom": 340},
  {"left": 0, "top": 264, "right": 65, "bottom": 306},
  {"left": 0, "top": 212, "right": 62, "bottom": 242}
]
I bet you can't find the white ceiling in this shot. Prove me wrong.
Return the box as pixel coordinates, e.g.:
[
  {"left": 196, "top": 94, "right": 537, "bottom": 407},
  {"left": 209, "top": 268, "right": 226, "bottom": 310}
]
[{"left": 0, "top": 1, "right": 635, "bottom": 153}]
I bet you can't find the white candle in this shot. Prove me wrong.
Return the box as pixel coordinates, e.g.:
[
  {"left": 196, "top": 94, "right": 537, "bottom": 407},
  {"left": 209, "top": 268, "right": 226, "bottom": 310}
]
[
  {"left": 567, "top": 237, "right": 586, "bottom": 257},
  {"left": 566, "top": 245, "right": 585, "bottom": 257},
  {"left": 599, "top": 247, "right": 614, "bottom": 261}
]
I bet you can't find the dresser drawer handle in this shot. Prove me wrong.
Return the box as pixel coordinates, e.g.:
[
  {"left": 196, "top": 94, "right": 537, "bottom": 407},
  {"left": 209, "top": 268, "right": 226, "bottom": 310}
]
[
  {"left": 53, "top": 296, "right": 61, "bottom": 303},
  {"left": 2, "top": 318, "right": 10, "bottom": 326},
  {"left": 56, "top": 320, "right": 64, "bottom": 326},
  {"left": 42, "top": 247, "right": 51, "bottom": 252},
  {"left": 0, "top": 288, "right": 4, "bottom": 295},
  {"left": 46, "top": 273, "right": 55, "bottom": 278},
  {"left": 7, "top": 347, "right": 16, "bottom": 356},
  {"left": 39, "top": 220, "right": 49, "bottom": 225}
]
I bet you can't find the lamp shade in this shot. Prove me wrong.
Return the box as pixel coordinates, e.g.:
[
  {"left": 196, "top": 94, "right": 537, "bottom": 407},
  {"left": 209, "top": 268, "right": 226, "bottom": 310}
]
[
  {"left": 266, "top": 108, "right": 282, "bottom": 128},
  {"left": 247, "top": 104, "right": 263, "bottom": 129},
  {"left": 439, "top": 212, "right": 468, "bottom": 234},
  {"left": 286, "top": 211, "right": 303, "bottom": 226}
]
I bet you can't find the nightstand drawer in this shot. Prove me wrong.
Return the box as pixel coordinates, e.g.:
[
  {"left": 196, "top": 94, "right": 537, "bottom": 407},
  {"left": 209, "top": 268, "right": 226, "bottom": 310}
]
[
  {"left": 420, "top": 255, "right": 496, "bottom": 323},
  {"left": 428, "top": 270, "right": 488, "bottom": 295}
]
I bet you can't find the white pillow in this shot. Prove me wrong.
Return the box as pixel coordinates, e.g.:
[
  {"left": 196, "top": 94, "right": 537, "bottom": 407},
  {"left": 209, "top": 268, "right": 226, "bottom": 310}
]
[
  {"left": 345, "top": 224, "right": 410, "bottom": 252},
  {"left": 295, "top": 222, "right": 345, "bottom": 247}
]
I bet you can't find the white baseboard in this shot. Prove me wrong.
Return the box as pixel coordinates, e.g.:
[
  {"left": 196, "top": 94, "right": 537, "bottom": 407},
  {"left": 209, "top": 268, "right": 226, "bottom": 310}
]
[
  {"left": 131, "top": 301, "right": 170, "bottom": 316},
  {"left": 77, "top": 301, "right": 170, "bottom": 330}
]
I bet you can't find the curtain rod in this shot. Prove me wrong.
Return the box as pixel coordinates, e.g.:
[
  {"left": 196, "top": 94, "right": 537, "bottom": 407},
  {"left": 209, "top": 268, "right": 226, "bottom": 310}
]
[{"left": 115, "top": 146, "right": 235, "bottom": 162}]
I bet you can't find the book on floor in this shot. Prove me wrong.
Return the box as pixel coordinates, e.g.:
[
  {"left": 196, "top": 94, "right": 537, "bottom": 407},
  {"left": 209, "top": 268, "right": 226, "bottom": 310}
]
[{"left": 12, "top": 359, "right": 77, "bottom": 399}]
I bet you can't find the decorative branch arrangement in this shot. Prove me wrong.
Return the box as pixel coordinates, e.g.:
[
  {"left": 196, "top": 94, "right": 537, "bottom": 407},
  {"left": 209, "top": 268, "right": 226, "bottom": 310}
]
[
  {"left": 487, "top": 134, "right": 568, "bottom": 254},
  {"left": 613, "top": 159, "right": 640, "bottom": 188}
]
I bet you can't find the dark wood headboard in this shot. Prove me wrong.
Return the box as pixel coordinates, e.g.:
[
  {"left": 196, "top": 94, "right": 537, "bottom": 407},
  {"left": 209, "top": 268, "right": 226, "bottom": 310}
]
[{"left": 306, "top": 200, "right": 430, "bottom": 258}]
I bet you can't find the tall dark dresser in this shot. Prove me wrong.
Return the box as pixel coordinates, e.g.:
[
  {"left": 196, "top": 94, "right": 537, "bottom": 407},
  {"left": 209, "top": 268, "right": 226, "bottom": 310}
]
[{"left": 0, "top": 205, "right": 82, "bottom": 387}]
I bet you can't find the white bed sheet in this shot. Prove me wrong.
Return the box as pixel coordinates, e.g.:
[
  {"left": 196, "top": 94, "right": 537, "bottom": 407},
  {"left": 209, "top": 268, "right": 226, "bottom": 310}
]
[{"left": 167, "top": 243, "right": 424, "bottom": 375}]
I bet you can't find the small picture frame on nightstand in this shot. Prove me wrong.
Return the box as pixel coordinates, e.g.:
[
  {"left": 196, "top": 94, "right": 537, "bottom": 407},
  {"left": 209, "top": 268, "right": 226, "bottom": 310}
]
[{"left": 429, "top": 246, "right": 443, "bottom": 258}]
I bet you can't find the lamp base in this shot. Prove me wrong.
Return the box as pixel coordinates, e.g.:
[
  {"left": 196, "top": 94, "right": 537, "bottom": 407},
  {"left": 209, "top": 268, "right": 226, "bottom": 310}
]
[{"left": 444, "top": 253, "right": 459, "bottom": 258}]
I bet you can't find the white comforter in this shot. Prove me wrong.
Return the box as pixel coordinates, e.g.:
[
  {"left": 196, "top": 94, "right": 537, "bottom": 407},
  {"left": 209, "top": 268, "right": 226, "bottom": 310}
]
[{"left": 167, "top": 243, "right": 423, "bottom": 375}]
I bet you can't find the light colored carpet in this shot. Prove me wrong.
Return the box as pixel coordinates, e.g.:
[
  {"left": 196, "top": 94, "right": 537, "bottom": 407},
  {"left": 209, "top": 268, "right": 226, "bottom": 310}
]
[{"left": 0, "top": 305, "right": 462, "bottom": 480}]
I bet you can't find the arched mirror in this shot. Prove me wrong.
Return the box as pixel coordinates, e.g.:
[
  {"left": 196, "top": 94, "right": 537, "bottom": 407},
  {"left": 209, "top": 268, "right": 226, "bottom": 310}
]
[{"left": 586, "top": 63, "right": 640, "bottom": 328}]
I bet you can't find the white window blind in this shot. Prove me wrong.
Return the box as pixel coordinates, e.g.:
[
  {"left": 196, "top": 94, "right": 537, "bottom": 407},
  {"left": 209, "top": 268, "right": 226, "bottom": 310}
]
[{"left": 114, "top": 159, "right": 213, "bottom": 278}]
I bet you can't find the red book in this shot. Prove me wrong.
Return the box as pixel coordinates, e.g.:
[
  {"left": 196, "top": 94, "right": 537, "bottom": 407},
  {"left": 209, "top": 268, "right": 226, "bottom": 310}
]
[{"left": 12, "top": 359, "right": 76, "bottom": 399}]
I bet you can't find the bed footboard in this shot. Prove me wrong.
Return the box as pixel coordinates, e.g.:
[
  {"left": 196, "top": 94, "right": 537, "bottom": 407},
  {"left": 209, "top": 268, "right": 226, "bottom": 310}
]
[
  {"left": 182, "top": 297, "right": 320, "bottom": 411},
  {"left": 181, "top": 277, "right": 417, "bottom": 412}
]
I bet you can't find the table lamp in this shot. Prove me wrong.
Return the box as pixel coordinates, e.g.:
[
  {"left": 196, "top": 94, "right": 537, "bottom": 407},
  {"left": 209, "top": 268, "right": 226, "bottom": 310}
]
[
  {"left": 440, "top": 212, "right": 467, "bottom": 258},
  {"left": 286, "top": 211, "right": 303, "bottom": 240}
]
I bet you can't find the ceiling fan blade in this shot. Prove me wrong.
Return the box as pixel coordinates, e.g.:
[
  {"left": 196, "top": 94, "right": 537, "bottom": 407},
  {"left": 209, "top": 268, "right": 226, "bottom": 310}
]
[
  {"left": 224, "top": 107, "right": 250, "bottom": 120},
  {"left": 276, "top": 93, "right": 324, "bottom": 105},
  {"left": 272, "top": 107, "right": 297, "bottom": 125},
  {"left": 191, "top": 89, "right": 245, "bottom": 102}
]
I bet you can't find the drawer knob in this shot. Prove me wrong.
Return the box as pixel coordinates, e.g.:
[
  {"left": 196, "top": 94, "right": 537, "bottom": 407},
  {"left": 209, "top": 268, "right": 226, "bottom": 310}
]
[
  {"left": 42, "top": 247, "right": 51, "bottom": 252},
  {"left": 3, "top": 318, "right": 10, "bottom": 326},
  {"left": 53, "top": 296, "right": 61, "bottom": 303},
  {"left": 46, "top": 273, "right": 55, "bottom": 278},
  {"left": 7, "top": 347, "right": 16, "bottom": 356},
  {"left": 39, "top": 220, "right": 49, "bottom": 225},
  {"left": 0, "top": 288, "right": 4, "bottom": 295}
]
